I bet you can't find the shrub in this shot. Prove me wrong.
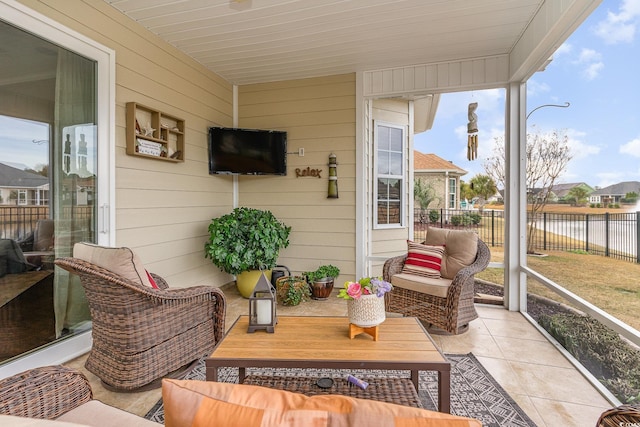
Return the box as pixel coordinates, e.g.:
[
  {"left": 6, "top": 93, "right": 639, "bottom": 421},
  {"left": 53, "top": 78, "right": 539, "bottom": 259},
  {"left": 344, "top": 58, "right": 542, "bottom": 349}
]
[
  {"left": 428, "top": 209, "right": 440, "bottom": 224},
  {"left": 539, "top": 313, "right": 640, "bottom": 403}
]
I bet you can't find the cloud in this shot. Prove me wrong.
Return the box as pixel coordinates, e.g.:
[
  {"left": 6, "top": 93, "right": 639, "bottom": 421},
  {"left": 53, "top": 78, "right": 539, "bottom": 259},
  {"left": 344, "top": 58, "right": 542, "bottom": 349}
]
[
  {"left": 594, "top": 0, "right": 640, "bottom": 44},
  {"left": 526, "top": 79, "right": 550, "bottom": 97},
  {"left": 566, "top": 129, "right": 601, "bottom": 159},
  {"left": 553, "top": 43, "right": 572, "bottom": 56},
  {"left": 596, "top": 172, "right": 627, "bottom": 188},
  {"left": 620, "top": 137, "right": 640, "bottom": 157},
  {"left": 567, "top": 48, "right": 604, "bottom": 80}
]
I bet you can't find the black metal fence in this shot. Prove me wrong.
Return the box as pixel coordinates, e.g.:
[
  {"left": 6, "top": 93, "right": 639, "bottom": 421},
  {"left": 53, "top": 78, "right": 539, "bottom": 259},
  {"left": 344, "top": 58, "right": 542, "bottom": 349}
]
[{"left": 415, "top": 208, "right": 640, "bottom": 263}]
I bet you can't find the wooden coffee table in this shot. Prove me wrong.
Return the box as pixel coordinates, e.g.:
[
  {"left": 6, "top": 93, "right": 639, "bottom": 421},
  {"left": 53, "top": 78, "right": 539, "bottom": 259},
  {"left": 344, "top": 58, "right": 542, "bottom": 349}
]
[{"left": 205, "top": 315, "right": 451, "bottom": 413}]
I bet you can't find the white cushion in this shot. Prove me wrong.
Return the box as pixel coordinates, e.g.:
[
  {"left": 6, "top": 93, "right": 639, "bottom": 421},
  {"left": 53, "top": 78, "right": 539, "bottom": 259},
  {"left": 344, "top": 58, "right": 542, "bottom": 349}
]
[
  {"left": 390, "top": 272, "right": 452, "bottom": 298},
  {"left": 72, "top": 243, "right": 154, "bottom": 288},
  {"left": 0, "top": 415, "right": 85, "bottom": 426},
  {"left": 57, "top": 401, "right": 158, "bottom": 427}
]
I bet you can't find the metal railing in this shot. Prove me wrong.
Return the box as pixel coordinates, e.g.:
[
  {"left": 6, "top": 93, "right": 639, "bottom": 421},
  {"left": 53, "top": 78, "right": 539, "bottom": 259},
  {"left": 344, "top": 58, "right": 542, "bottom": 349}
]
[{"left": 415, "top": 208, "right": 640, "bottom": 263}]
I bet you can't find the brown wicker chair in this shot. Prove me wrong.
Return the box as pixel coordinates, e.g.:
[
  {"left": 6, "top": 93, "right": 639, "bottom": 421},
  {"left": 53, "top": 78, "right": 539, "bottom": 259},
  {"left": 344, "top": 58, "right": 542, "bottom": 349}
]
[
  {"left": 55, "top": 257, "right": 226, "bottom": 391},
  {"left": 383, "top": 235, "right": 490, "bottom": 334},
  {"left": 0, "top": 365, "right": 92, "bottom": 420},
  {"left": 597, "top": 403, "right": 640, "bottom": 427}
]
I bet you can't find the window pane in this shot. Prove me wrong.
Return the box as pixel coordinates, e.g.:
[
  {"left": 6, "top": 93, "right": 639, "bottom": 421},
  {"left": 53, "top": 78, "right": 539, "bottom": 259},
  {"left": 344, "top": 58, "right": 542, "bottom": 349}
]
[
  {"left": 377, "top": 201, "right": 389, "bottom": 224},
  {"left": 389, "top": 152, "right": 402, "bottom": 175},
  {"left": 377, "top": 179, "right": 389, "bottom": 198},
  {"left": 378, "top": 126, "right": 390, "bottom": 150},
  {"left": 389, "top": 127, "right": 403, "bottom": 151},
  {"left": 388, "top": 201, "right": 400, "bottom": 224},
  {"left": 388, "top": 178, "right": 401, "bottom": 200},
  {"left": 377, "top": 151, "right": 389, "bottom": 174}
]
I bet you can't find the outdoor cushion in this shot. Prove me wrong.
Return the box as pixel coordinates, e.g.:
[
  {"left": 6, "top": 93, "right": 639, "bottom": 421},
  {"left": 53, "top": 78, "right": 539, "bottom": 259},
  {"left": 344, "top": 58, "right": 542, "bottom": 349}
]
[
  {"left": 162, "top": 379, "right": 481, "bottom": 427},
  {"left": 72, "top": 242, "right": 157, "bottom": 289},
  {"left": 391, "top": 273, "right": 452, "bottom": 298},
  {"left": 57, "top": 401, "right": 158, "bottom": 427},
  {"left": 423, "top": 228, "right": 478, "bottom": 280},
  {"left": 401, "top": 241, "right": 445, "bottom": 279},
  {"left": 0, "top": 415, "right": 85, "bottom": 426}
]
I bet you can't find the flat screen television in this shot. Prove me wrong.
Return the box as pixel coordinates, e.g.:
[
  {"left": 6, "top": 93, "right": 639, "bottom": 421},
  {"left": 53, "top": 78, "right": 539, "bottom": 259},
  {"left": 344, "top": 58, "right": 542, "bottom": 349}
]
[{"left": 208, "top": 127, "right": 287, "bottom": 175}]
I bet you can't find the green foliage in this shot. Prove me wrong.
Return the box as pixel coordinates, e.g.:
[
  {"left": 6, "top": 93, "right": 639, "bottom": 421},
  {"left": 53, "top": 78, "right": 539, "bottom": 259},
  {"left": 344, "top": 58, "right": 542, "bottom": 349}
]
[
  {"left": 539, "top": 313, "right": 640, "bottom": 403},
  {"left": 450, "top": 212, "right": 480, "bottom": 226},
  {"left": 276, "top": 276, "right": 310, "bottom": 306},
  {"left": 204, "top": 207, "right": 291, "bottom": 275},
  {"left": 305, "top": 264, "right": 340, "bottom": 282},
  {"left": 567, "top": 186, "right": 590, "bottom": 206},
  {"left": 414, "top": 179, "right": 439, "bottom": 210},
  {"left": 428, "top": 209, "right": 440, "bottom": 224}
]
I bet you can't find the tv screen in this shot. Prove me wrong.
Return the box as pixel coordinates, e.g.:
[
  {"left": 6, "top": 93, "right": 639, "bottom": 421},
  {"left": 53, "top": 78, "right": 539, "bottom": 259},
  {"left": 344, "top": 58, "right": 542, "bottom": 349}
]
[{"left": 208, "top": 127, "right": 287, "bottom": 176}]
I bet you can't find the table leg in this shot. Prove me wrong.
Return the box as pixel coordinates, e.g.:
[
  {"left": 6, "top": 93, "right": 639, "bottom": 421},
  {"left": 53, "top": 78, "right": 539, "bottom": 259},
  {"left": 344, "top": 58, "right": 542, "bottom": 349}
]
[
  {"left": 410, "top": 370, "right": 419, "bottom": 390},
  {"left": 438, "top": 370, "right": 451, "bottom": 413},
  {"left": 239, "top": 367, "right": 246, "bottom": 383},
  {"left": 206, "top": 367, "right": 217, "bottom": 382}
]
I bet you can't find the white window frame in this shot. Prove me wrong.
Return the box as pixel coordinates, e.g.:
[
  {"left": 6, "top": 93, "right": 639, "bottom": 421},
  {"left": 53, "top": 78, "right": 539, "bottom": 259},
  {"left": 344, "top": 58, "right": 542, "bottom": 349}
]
[
  {"left": 373, "top": 121, "right": 406, "bottom": 229},
  {"left": 0, "top": 0, "right": 115, "bottom": 379},
  {"left": 17, "top": 189, "right": 27, "bottom": 205},
  {"left": 449, "top": 178, "right": 456, "bottom": 209}
]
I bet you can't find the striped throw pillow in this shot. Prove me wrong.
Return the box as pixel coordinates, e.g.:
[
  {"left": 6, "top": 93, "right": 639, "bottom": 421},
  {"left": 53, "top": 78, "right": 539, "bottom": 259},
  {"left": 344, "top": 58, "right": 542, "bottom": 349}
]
[{"left": 402, "top": 240, "right": 445, "bottom": 278}]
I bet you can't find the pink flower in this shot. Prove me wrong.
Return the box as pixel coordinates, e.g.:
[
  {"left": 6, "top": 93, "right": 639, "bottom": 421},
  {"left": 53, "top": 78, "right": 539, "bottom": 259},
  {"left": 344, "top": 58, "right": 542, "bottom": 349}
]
[{"left": 346, "top": 282, "right": 362, "bottom": 299}]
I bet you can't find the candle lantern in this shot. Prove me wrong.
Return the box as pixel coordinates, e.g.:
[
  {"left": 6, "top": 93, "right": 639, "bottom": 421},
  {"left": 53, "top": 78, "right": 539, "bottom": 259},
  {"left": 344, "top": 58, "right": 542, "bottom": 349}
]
[
  {"left": 327, "top": 152, "right": 338, "bottom": 198},
  {"left": 248, "top": 271, "right": 276, "bottom": 333}
]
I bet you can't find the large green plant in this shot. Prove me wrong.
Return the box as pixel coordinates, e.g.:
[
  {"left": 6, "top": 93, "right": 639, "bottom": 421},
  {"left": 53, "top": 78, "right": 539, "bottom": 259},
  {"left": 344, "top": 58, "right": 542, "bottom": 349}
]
[{"left": 205, "top": 207, "right": 291, "bottom": 275}]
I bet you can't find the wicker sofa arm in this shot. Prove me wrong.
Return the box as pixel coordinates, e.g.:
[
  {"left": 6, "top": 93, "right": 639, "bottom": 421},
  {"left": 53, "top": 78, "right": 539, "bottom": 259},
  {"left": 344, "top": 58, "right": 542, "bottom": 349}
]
[
  {"left": 149, "top": 272, "right": 169, "bottom": 290},
  {"left": 0, "top": 365, "right": 92, "bottom": 420},
  {"left": 382, "top": 254, "right": 408, "bottom": 281}
]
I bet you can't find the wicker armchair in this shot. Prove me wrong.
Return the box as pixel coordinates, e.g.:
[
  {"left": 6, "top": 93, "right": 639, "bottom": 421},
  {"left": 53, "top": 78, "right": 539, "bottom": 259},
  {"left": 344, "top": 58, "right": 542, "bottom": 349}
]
[
  {"left": 0, "top": 365, "right": 92, "bottom": 420},
  {"left": 383, "top": 234, "right": 490, "bottom": 334},
  {"left": 597, "top": 404, "right": 640, "bottom": 427},
  {"left": 55, "top": 257, "right": 226, "bottom": 391}
]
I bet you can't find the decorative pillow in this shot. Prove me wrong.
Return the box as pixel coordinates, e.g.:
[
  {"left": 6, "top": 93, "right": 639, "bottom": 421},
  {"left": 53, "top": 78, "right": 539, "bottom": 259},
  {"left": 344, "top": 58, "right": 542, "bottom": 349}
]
[
  {"left": 401, "top": 240, "right": 445, "bottom": 279},
  {"left": 161, "top": 379, "right": 482, "bottom": 427},
  {"left": 423, "top": 228, "right": 478, "bottom": 280},
  {"left": 73, "top": 242, "right": 158, "bottom": 289}
]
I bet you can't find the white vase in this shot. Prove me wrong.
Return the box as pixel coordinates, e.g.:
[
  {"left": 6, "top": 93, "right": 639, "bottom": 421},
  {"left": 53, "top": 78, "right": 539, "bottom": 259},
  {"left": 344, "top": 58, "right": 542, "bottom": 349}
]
[{"left": 347, "top": 294, "right": 386, "bottom": 327}]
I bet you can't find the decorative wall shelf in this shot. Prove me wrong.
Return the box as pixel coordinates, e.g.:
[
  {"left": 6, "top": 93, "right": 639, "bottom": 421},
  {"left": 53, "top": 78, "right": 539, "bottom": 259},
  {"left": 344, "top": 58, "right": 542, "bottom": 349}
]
[{"left": 126, "top": 102, "right": 184, "bottom": 162}]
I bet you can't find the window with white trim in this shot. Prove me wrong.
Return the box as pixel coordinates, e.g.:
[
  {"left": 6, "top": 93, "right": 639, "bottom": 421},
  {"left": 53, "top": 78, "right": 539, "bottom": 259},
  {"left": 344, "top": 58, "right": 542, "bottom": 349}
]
[
  {"left": 449, "top": 178, "right": 456, "bottom": 209},
  {"left": 375, "top": 122, "right": 404, "bottom": 227}
]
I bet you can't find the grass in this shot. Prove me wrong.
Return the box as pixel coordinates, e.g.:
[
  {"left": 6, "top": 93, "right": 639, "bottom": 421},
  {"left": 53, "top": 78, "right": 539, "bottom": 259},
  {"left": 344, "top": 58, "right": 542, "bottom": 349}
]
[{"left": 477, "top": 247, "right": 640, "bottom": 331}]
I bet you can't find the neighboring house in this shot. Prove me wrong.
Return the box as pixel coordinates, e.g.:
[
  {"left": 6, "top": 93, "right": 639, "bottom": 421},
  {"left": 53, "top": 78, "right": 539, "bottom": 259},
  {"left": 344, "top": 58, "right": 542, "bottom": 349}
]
[
  {"left": 413, "top": 151, "right": 467, "bottom": 210},
  {"left": 550, "top": 182, "right": 594, "bottom": 203},
  {"left": 589, "top": 181, "right": 640, "bottom": 205},
  {"left": 0, "top": 163, "right": 48, "bottom": 205}
]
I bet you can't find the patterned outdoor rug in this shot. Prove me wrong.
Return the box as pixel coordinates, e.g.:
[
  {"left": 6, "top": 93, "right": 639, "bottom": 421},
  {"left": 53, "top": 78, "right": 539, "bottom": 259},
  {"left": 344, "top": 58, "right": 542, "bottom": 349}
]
[{"left": 145, "top": 353, "right": 536, "bottom": 427}]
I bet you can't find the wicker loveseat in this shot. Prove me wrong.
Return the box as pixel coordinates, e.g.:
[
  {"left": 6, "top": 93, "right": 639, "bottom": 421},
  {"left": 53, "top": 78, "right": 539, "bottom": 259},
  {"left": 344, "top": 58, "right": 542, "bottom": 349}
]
[
  {"left": 0, "top": 365, "right": 156, "bottom": 426},
  {"left": 55, "top": 243, "right": 226, "bottom": 391},
  {"left": 383, "top": 228, "right": 490, "bottom": 334}
]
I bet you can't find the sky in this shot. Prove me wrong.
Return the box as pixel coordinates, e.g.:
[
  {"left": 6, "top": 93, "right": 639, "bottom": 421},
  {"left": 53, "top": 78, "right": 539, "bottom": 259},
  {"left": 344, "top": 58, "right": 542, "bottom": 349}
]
[{"left": 415, "top": 0, "right": 640, "bottom": 190}]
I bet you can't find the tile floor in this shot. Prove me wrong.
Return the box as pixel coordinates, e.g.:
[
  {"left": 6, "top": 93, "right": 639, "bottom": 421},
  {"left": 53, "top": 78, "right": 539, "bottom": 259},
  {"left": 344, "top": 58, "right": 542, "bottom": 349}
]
[{"left": 65, "top": 283, "right": 613, "bottom": 426}]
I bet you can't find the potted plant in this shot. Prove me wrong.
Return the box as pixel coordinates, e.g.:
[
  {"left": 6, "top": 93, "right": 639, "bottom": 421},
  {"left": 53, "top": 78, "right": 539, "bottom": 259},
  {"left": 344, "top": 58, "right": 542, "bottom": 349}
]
[
  {"left": 205, "top": 207, "right": 291, "bottom": 298},
  {"left": 305, "top": 264, "right": 340, "bottom": 300},
  {"left": 275, "top": 275, "right": 310, "bottom": 306}
]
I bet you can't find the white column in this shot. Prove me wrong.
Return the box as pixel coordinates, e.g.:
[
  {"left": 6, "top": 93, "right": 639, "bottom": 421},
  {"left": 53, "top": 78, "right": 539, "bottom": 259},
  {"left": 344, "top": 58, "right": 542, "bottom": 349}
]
[{"left": 504, "top": 82, "right": 528, "bottom": 311}]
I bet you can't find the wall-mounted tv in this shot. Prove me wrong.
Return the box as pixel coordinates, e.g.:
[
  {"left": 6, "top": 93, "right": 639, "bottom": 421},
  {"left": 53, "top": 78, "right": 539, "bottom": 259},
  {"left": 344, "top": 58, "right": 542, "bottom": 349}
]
[{"left": 208, "top": 127, "right": 287, "bottom": 176}]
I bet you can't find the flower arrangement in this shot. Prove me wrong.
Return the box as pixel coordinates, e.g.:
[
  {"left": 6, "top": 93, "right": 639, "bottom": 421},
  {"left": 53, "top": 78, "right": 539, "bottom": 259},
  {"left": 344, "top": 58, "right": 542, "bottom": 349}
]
[{"left": 337, "top": 277, "right": 393, "bottom": 300}]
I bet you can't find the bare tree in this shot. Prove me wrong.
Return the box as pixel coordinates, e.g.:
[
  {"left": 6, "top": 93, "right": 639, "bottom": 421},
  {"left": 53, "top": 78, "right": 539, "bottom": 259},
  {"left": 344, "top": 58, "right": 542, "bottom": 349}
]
[{"left": 484, "top": 129, "right": 572, "bottom": 253}]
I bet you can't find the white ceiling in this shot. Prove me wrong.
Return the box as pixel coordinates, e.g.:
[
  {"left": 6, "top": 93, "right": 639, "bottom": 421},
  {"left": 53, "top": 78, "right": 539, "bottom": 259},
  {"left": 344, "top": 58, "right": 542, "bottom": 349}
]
[{"left": 104, "top": 0, "right": 546, "bottom": 85}]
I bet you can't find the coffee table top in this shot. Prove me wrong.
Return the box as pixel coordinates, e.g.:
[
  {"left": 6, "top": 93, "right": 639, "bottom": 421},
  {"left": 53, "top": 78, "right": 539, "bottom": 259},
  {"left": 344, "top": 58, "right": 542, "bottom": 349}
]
[{"left": 208, "top": 315, "right": 448, "bottom": 368}]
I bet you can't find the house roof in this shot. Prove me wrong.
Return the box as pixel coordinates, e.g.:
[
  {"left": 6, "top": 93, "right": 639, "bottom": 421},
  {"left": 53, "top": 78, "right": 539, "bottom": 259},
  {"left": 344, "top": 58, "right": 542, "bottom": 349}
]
[
  {"left": 550, "top": 182, "right": 594, "bottom": 198},
  {"left": 103, "top": 0, "right": 599, "bottom": 85},
  {"left": 414, "top": 151, "right": 467, "bottom": 176},
  {"left": 591, "top": 181, "right": 640, "bottom": 197},
  {"left": 0, "top": 163, "right": 48, "bottom": 188}
]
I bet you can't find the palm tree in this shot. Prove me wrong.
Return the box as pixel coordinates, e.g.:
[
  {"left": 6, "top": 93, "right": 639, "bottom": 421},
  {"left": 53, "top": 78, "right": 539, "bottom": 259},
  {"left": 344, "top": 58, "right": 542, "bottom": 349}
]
[{"left": 469, "top": 174, "right": 497, "bottom": 212}]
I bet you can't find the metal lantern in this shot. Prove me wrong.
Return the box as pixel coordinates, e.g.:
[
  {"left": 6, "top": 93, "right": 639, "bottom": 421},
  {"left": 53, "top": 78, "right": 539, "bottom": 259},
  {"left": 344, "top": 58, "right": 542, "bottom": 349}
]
[{"left": 248, "top": 272, "right": 276, "bottom": 333}]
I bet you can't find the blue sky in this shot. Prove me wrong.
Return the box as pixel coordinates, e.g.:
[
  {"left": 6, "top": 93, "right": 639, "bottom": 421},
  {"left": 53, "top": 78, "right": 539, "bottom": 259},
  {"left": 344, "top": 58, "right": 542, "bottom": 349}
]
[{"left": 415, "top": 0, "right": 640, "bottom": 190}]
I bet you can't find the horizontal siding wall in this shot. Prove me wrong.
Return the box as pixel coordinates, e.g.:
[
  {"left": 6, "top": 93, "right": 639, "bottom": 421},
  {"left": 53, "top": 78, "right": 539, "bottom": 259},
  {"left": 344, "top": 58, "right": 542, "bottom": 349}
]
[
  {"left": 238, "top": 74, "right": 356, "bottom": 282},
  {"left": 19, "top": 0, "right": 236, "bottom": 287}
]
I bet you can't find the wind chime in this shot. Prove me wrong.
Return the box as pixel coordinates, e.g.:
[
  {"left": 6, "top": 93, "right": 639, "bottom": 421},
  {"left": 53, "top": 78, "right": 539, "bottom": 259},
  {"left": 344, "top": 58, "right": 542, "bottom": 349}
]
[{"left": 467, "top": 102, "right": 478, "bottom": 160}]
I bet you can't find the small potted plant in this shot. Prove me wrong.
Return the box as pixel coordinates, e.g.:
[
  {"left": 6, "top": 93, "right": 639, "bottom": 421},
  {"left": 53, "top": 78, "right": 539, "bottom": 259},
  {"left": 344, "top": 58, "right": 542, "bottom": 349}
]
[
  {"left": 305, "top": 264, "right": 340, "bottom": 300},
  {"left": 205, "top": 207, "right": 291, "bottom": 298},
  {"left": 275, "top": 275, "right": 310, "bottom": 306}
]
